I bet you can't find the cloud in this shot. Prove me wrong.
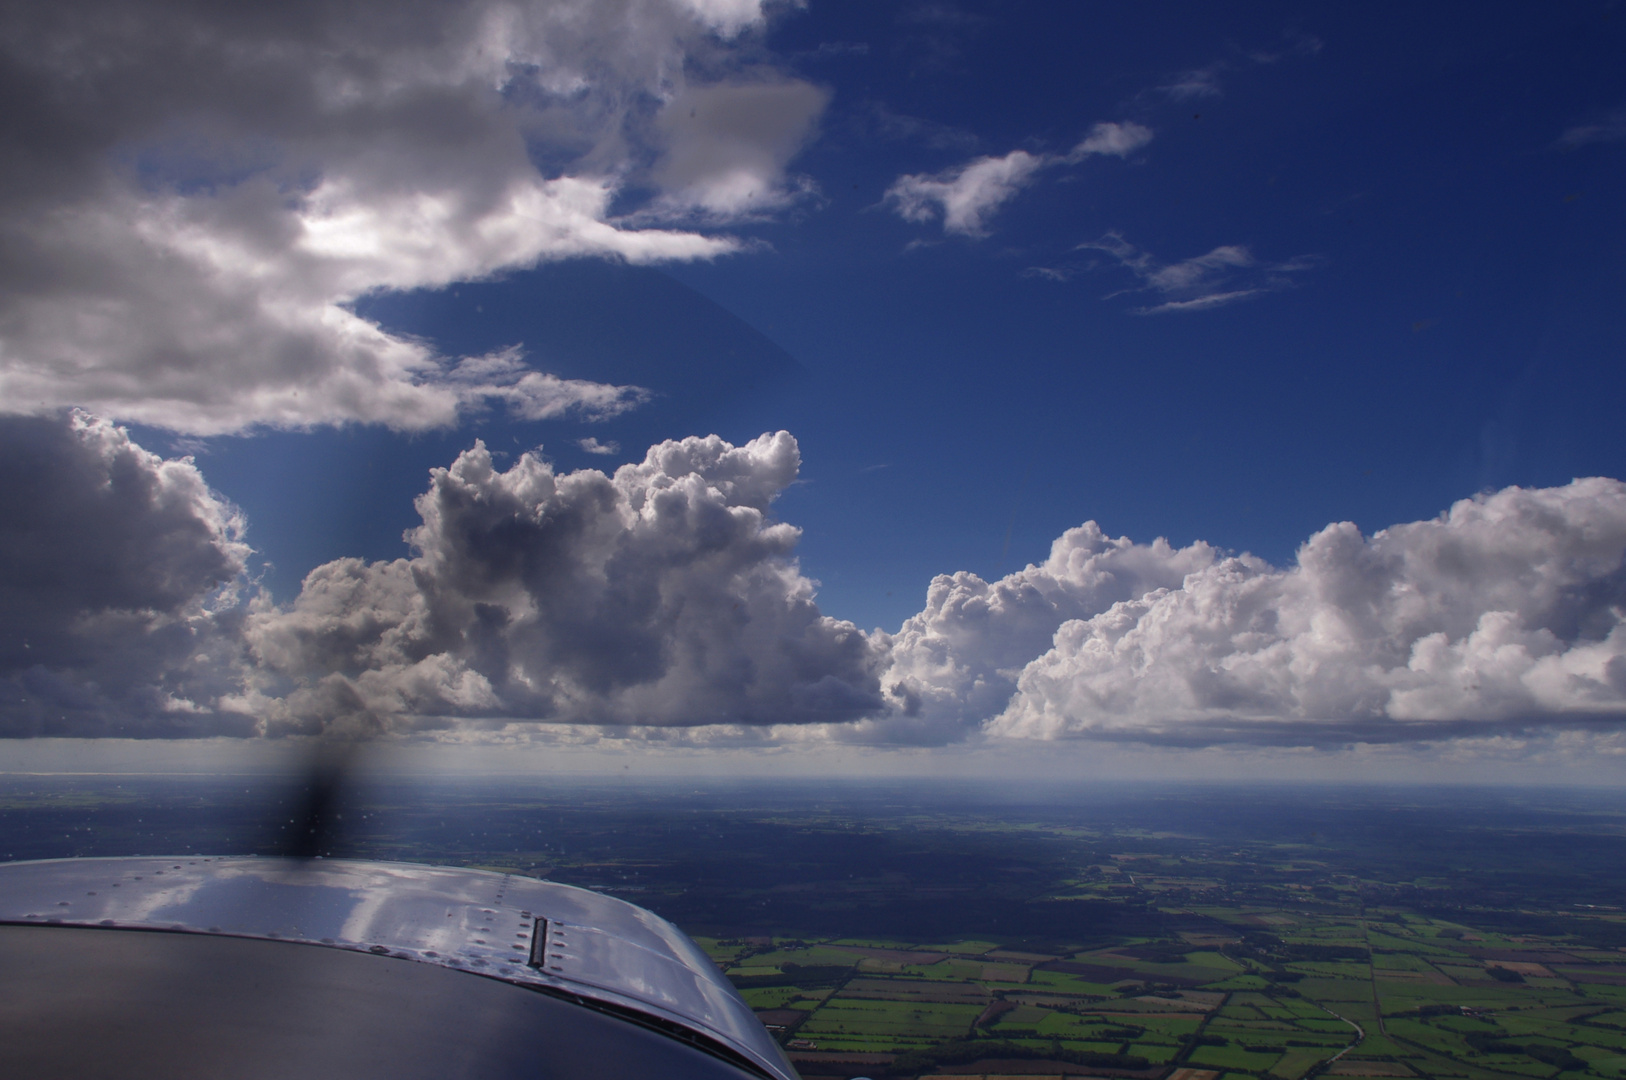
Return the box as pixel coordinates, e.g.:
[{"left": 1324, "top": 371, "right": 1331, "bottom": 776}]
[
  {"left": 641, "top": 79, "right": 831, "bottom": 222},
  {"left": 1064, "top": 122, "right": 1155, "bottom": 162},
  {"left": 578, "top": 437, "right": 621, "bottom": 455},
  {"left": 859, "top": 525, "right": 1219, "bottom": 744},
  {"left": 231, "top": 431, "right": 886, "bottom": 735},
  {"left": 990, "top": 479, "right": 1626, "bottom": 745},
  {"left": 860, "top": 103, "right": 981, "bottom": 152},
  {"left": 1157, "top": 67, "right": 1225, "bottom": 101},
  {"left": 0, "top": 419, "right": 885, "bottom": 739},
  {"left": 1556, "top": 109, "right": 1626, "bottom": 150},
  {"left": 884, "top": 122, "right": 1151, "bottom": 238},
  {"left": 1153, "top": 34, "right": 1322, "bottom": 101},
  {"left": 884, "top": 150, "right": 1046, "bottom": 237},
  {"left": 673, "top": 0, "right": 769, "bottom": 35},
  {"left": 0, "top": 412, "right": 253, "bottom": 736},
  {"left": 12, "top": 417, "right": 1626, "bottom": 754},
  {"left": 1076, "top": 232, "right": 1319, "bottom": 314},
  {"left": 446, "top": 349, "right": 649, "bottom": 422},
  {"left": 0, "top": 0, "right": 824, "bottom": 435}
]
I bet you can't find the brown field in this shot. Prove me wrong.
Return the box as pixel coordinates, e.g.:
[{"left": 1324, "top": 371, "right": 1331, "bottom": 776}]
[
  {"left": 1488, "top": 961, "right": 1556, "bottom": 977},
  {"left": 927, "top": 1061, "right": 1163, "bottom": 1077},
  {"left": 981, "top": 962, "right": 1032, "bottom": 982},
  {"left": 1373, "top": 970, "right": 1454, "bottom": 985},
  {"left": 843, "top": 945, "right": 949, "bottom": 965},
  {"left": 1564, "top": 971, "right": 1626, "bottom": 985},
  {"left": 1466, "top": 950, "right": 1581, "bottom": 964}
]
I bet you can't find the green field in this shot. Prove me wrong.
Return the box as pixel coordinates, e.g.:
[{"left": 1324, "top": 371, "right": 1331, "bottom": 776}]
[{"left": 719, "top": 900, "right": 1626, "bottom": 1080}]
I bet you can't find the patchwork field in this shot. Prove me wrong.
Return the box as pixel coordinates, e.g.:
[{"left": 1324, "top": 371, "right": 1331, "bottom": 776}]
[
  {"left": 13, "top": 776, "right": 1626, "bottom": 1080},
  {"left": 713, "top": 910, "right": 1626, "bottom": 1080}
]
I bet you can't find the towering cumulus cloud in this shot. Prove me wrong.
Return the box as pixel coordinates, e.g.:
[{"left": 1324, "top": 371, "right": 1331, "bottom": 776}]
[
  {"left": 990, "top": 480, "right": 1626, "bottom": 744},
  {"left": 232, "top": 432, "right": 885, "bottom": 735},
  {"left": 0, "top": 0, "right": 821, "bottom": 434},
  {"left": 7, "top": 413, "right": 1626, "bottom": 749},
  {"left": 860, "top": 525, "right": 1217, "bottom": 744},
  {"left": 0, "top": 413, "right": 250, "bottom": 736}
]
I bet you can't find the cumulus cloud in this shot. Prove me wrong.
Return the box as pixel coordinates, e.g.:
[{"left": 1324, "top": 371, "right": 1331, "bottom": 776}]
[
  {"left": 991, "top": 479, "right": 1626, "bottom": 745},
  {"left": 884, "top": 121, "right": 1151, "bottom": 237},
  {"left": 855, "top": 525, "right": 1219, "bottom": 745},
  {"left": 0, "top": 0, "right": 824, "bottom": 435},
  {"left": 230, "top": 431, "right": 885, "bottom": 735},
  {"left": 0, "top": 419, "right": 885, "bottom": 739},
  {"left": 1076, "top": 232, "right": 1320, "bottom": 313},
  {"left": 577, "top": 437, "right": 621, "bottom": 456},
  {"left": 0, "top": 413, "right": 252, "bottom": 736},
  {"left": 13, "top": 415, "right": 1626, "bottom": 754}
]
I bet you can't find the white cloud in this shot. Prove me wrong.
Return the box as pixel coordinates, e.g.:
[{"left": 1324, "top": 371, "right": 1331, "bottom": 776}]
[
  {"left": 447, "top": 348, "right": 649, "bottom": 422},
  {"left": 990, "top": 479, "right": 1626, "bottom": 745},
  {"left": 884, "top": 122, "right": 1151, "bottom": 238},
  {"left": 1064, "top": 121, "right": 1155, "bottom": 162},
  {"left": 1077, "top": 232, "right": 1318, "bottom": 314},
  {"left": 12, "top": 417, "right": 1626, "bottom": 757},
  {"left": 673, "top": 0, "right": 769, "bottom": 36},
  {"left": 231, "top": 430, "right": 885, "bottom": 735},
  {"left": 0, "top": 0, "right": 823, "bottom": 435},
  {"left": 884, "top": 150, "right": 1046, "bottom": 237},
  {"left": 578, "top": 437, "right": 621, "bottom": 455},
  {"left": 860, "top": 524, "right": 1218, "bottom": 744}
]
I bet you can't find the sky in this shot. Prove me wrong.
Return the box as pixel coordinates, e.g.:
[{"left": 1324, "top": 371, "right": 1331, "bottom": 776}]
[{"left": 3, "top": 0, "right": 1626, "bottom": 779}]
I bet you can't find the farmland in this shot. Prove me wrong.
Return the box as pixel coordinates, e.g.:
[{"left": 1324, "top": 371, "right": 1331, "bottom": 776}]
[
  {"left": 694, "top": 904, "right": 1626, "bottom": 1080},
  {"left": 7, "top": 777, "right": 1626, "bottom": 1079}
]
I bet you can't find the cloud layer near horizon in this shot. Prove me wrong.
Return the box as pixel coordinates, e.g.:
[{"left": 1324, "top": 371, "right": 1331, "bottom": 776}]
[
  {"left": 7, "top": 414, "right": 1626, "bottom": 749},
  {"left": 0, "top": 0, "right": 822, "bottom": 434},
  {"left": 992, "top": 479, "right": 1626, "bottom": 744}
]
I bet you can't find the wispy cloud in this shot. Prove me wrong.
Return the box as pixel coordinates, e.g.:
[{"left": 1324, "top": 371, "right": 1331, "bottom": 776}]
[
  {"left": 1070, "top": 232, "right": 1320, "bottom": 314},
  {"left": 1063, "top": 121, "right": 1155, "bottom": 163},
  {"left": 1157, "top": 66, "right": 1225, "bottom": 101},
  {"left": 578, "top": 437, "right": 621, "bottom": 455},
  {"left": 862, "top": 103, "right": 981, "bottom": 152},
  {"left": 1556, "top": 108, "right": 1626, "bottom": 150},
  {"left": 1151, "top": 32, "right": 1322, "bottom": 102},
  {"left": 884, "top": 150, "right": 1047, "bottom": 237},
  {"left": 884, "top": 122, "right": 1153, "bottom": 237}
]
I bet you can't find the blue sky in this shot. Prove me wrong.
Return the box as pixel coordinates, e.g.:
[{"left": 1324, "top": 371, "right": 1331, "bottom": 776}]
[
  {"left": 163, "top": 0, "right": 1626, "bottom": 633},
  {"left": 5, "top": 0, "right": 1626, "bottom": 774}
]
